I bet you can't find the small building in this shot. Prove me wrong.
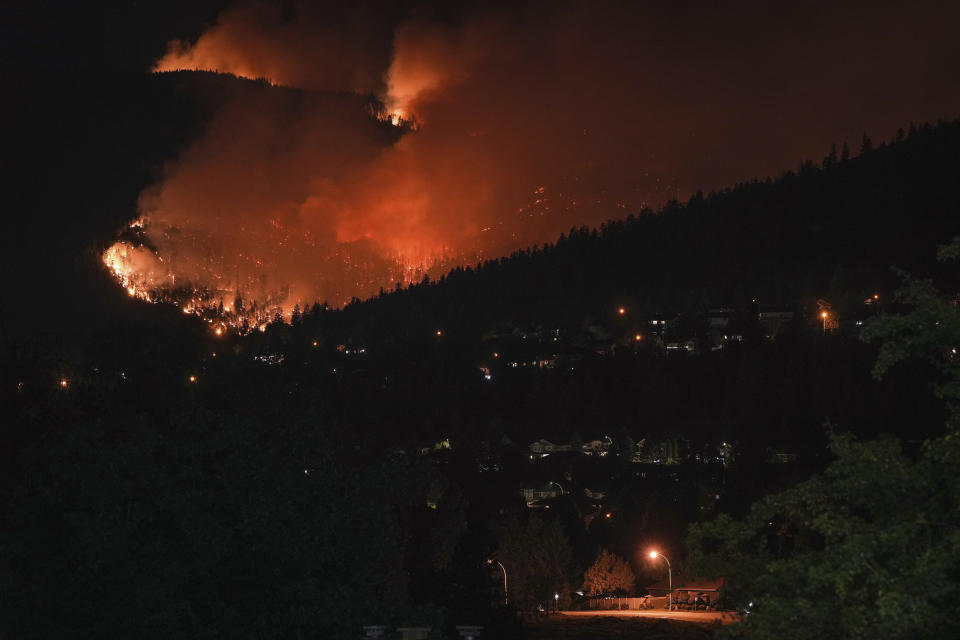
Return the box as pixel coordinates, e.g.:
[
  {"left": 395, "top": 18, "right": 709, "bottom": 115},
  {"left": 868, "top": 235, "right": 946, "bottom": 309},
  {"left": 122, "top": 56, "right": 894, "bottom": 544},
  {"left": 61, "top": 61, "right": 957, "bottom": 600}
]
[
  {"left": 706, "top": 308, "right": 735, "bottom": 328},
  {"left": 529, "top": 439, "right": 574, "bottom": 458},
  {"left": 521, "top": 482, "right": 564, "bottom": 506},
  {"left": 665, "top": 340, "right": 697, "bottom": 354},
  {"left": 646, "top": 577, "right": 725, "bottom": 598},
  {"left": 759, "top": 309, "right": 795, "bottom": 338},
  {"left": 582, "top": 435, "right": 613, "bottom": 456}
]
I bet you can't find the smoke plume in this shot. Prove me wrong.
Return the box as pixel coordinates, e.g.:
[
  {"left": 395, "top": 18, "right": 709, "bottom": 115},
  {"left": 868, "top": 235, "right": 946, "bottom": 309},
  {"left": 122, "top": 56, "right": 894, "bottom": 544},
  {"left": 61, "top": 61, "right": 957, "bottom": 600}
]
[{"left": 106, "top": 0, "right": 960, "bottom": 324}]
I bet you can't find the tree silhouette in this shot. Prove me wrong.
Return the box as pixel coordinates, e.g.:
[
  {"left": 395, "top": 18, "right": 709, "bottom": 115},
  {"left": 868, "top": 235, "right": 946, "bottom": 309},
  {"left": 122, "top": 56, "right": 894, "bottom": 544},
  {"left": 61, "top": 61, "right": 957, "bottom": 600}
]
[
  {"left": 687, "top": 238, "right": 960, "bottom": 639},
  {"left": 582, "top": 549, "right": 636, "bottom": 596},
  {"left": 496, "top": 516, "right": 574, "bottom": 610}
]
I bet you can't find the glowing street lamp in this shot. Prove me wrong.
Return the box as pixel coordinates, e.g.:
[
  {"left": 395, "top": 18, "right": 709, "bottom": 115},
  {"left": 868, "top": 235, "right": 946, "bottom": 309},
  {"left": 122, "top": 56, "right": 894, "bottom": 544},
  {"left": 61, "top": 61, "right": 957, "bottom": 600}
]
[
  {"left": 820, "top": 311, "right": 828, "bottom": 333},
  {"left": 618, "top": 307, "right": 626, "bottom": 316},
  {"left": 649, "top": 550, "right": 673, "bottom": 611}
]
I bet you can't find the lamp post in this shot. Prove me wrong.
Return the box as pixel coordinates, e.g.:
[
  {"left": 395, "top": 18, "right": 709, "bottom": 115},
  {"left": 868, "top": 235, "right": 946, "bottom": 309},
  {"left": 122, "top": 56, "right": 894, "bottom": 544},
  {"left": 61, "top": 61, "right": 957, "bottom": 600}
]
[
  {"left": 488, "top": 559, "right": 508, "bottom": 606},
  {"left": 821, "top": 311, "right": 828, "bottom": 334},
  {"left": 649, "top": 550, "right": 672, "bottom": 611}
]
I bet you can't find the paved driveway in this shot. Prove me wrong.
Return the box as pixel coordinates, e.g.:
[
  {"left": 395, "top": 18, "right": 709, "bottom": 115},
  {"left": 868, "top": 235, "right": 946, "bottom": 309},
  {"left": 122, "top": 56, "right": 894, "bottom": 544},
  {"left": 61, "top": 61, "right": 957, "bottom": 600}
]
[{"left": 560, "top": 609, "right": 739, "bottom": 624}]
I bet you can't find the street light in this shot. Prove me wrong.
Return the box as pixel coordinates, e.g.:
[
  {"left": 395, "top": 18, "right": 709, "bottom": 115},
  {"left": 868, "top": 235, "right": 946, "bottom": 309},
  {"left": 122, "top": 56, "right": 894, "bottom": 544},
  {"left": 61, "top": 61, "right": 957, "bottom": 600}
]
[
  {"left": 649, "top": 550, "right": 672, "bottom": 611},
  {"left": 820, "top": 311, "right": 828, "bottom": 333},
  {"left": 488, "top": 559, "right": 508, "bottom": 606},
  {"left": 554, "top": 592, "right": 559, "bottom": 613}
]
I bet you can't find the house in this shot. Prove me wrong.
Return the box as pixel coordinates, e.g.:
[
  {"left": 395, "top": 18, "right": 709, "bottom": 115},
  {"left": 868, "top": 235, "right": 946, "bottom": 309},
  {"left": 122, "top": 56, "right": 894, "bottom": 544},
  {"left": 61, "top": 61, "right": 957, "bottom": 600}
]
[
  {"left": 647, "top": 315, "right": 676, "bottom": 337},
  {"left": 583, "top": 487, "right": 607, "bottom": 501},
  {"left": 665, "top": 340, "right": 697, "bottom": 354},
  {"left": 582, "top": 435, "right": 613, "bottom": 456},
  {"left": 706, "top": 308, "right": 735, "bottom": 328},
  {"left": 646, "top": 577, "right": 725, "bottom": 598},
  {"left": 529, "top": 439, "right": 574, "bottom": 458},
  {"left": 522, "top": 482, "right": 564, "bottom": 506},
  {"left": 759, "top": 309, "right": 795, "bottom": 338}
]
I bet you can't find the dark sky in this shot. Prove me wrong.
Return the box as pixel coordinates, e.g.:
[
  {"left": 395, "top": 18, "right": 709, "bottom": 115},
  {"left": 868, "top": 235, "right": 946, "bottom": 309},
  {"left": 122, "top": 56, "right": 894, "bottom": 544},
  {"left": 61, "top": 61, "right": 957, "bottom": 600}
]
[{"left": 0, "top": 1, "right": 226, "bottom": 71}]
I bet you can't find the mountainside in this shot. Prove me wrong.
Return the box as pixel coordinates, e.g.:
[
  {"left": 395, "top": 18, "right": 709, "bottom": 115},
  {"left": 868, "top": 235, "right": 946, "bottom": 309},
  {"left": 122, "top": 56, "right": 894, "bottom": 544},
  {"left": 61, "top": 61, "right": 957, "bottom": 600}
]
[
  {"left": 4, "top": 69, "right": 958, "bottom": 343},
  {"left": 326, "top": 118, "right": 960, "bottom": 340},
  {"left": 1, "top": 70, "right": 394, "bottom": 338}
]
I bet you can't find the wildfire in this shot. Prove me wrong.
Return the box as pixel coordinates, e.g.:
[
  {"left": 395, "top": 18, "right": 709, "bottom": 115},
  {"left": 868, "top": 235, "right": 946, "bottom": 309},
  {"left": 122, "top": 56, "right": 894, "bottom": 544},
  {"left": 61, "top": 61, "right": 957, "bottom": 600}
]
[
  {"left": 103, "top": 241, "right": 161, "bottom": 304},
  {"left": 107, "top": 6, "right": 684, "bottom": 333},
  {"left": 100, "top": 203, "right": 476, "bottom": 334}
]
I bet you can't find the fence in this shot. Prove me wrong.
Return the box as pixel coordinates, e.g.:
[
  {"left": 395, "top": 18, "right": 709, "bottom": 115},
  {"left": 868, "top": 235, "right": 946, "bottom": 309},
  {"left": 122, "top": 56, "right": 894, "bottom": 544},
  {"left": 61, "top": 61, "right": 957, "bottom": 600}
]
[{"left": 586, "top": 596, "right": 668, "bottom": 610}]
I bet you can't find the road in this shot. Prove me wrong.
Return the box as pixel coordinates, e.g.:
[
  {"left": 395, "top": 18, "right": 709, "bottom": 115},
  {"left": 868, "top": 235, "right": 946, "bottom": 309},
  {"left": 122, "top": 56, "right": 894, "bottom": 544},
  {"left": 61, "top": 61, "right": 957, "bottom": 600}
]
[{"left": 560, "top": 609, "right": 739, "bottom": 624}]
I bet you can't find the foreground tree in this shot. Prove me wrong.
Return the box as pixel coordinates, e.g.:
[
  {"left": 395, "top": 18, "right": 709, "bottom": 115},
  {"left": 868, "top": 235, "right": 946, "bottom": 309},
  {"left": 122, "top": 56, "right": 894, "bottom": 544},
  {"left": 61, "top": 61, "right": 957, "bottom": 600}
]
[
  {"left": 582, "top": 549, "right": 636, "bottom": 597},
  {"left": 687, "top": 238, "right": 960, "bottom": 639},
  {"left": 496, "top": 515, "right": 574, "bottom": 610},
  {"left": 1, "top": 399, "right": 413, "bottom": 639}
]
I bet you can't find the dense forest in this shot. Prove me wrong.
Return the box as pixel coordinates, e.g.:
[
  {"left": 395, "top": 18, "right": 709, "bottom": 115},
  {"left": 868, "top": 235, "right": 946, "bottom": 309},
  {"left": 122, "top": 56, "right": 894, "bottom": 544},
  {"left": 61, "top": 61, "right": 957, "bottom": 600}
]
[
  {"left": 3, "top": 71, "right": 960, "bottom": 638},
  {"left": 328, "top": 118, "right": 960, "bottom": 334}
]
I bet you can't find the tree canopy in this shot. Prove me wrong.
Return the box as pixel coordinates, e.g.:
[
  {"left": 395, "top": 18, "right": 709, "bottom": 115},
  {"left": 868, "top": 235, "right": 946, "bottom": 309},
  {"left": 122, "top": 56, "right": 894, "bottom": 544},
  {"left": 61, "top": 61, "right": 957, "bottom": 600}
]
[
  {"left": 687, "top": 238, "right": 960, "bottom": 639},
  {"left": 496, "top": 515, "right": 575, "bottom": 610},
  {"left": 581, "top": 549, "right": 636, "bottom": 597}
]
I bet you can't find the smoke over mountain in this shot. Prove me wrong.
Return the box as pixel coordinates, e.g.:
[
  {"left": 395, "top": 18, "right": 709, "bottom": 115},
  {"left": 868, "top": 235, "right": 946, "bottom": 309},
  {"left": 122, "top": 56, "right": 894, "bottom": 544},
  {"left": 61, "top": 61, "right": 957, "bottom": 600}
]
[{"left": 106, "top": 0, "right": 960, "bottom": 323}]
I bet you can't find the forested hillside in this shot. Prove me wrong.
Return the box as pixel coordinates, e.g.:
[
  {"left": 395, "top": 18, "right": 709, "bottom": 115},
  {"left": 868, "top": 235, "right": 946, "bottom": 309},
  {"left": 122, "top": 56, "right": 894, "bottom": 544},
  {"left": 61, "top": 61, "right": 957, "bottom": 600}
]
[{"left": 329, "top": 118, "right": 960, "bottom": 339}]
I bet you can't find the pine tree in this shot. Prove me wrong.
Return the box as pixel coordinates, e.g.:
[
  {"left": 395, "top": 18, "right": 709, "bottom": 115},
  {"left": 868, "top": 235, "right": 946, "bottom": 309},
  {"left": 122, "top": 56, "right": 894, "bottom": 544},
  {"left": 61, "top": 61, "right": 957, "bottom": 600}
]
[{"left": 823, "top": 143, "right": 838, "bottom": 167}]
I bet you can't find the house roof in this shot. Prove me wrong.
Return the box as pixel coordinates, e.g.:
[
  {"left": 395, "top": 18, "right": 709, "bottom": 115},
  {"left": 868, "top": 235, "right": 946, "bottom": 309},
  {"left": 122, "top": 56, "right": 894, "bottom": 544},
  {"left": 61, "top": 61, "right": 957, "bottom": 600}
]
[{"left": 646, "top": 577, "right": 724, "bottom": 592}]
